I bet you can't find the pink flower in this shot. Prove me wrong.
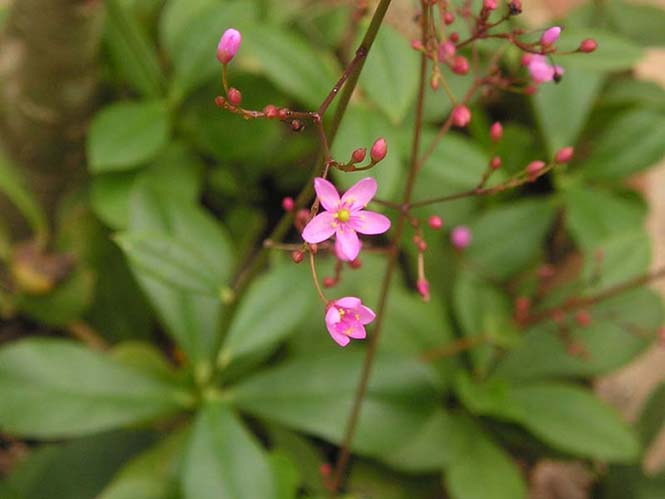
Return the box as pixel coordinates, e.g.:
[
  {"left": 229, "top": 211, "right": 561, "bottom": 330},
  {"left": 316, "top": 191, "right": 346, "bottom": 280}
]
[
  {"left": 526, "top": 54, "right": 564, "bottom": 84},
  {"left": 217, "top": 28, "right": 242, "bottom": 64},
  {"left": 302, "top": 177, "right": 391, "bottom": 261},
  {"left": 451, "top": 225, "right": 472, "bottom": 249},
  {"left": 325, "top": 297, "right": 375, "bottom": 347},
  {"left": 541, "top": 26, "right": 561, "bottom": 47}
]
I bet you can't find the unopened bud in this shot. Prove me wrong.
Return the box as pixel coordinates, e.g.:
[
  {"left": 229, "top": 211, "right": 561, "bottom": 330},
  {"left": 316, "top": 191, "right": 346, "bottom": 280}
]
[
  {"left": 370, "top": 137, "right": 387, "bottom": 162},
  {"left": 295, "top": 209, "right": 310, "bottom": 231},
  {"left": 451, "top": 56, "right": 469, "bottom": 75},
  {"left": 555, "top": 146, "right": 574, "bottom": 164},
  {"left": 527, "top": 160, "right": 546, "bottom": 181},
  {"left": 444, "top": 12, "right": 455, "bottom": 24},
  {"left": 451, "top": 105, "right": 471, "bottom": 127},
  {"left": 263, "top": 104, "right": 278, "bottom": 118},
  {"left": 438, "top": 41, "right": 456, "bottom": 62},
  {"left": 411, "top": 39, "right": 424, "bottom": 51},
  {"left": 417, "top": 240, "right": 427, "bottom": 252},
  {"left": 540, "top": 26, "right": 561, "bottom": 47},
  {"left": 349, "top": 258, "right": 362, "bottom": 269},
  {"left": 490, "top": 122, "right": 503, "bottom": 142},
  {"left": 579, "top": 38, "right": 597, "bottom": 53},
  {"left": 449, "top": 32, "right": 460, "bottom": 43},
  {"left": 214, "top": 96, "right": 226, "bottom": 107},
  {"left": 483, "top": 0, "right": 497, "bottom": 10},
  {"left": 351, "top": 148, "right": 367, "bottom": 163},
  {"left": 227, "top": 87, "right": 242, "bottom": 106},
  {"left": 451, "top": 225, "right": 471, "bottom": 249},
  {"left": 282, "top": 196, "right": 295, "bottom": 212},
  {"left": 417, "top": 279, "right": 430, "bottom": 302},
  {"left": 428, "top": 215, "right": 443, "bottom": 230},
  {"left": 508, "top": 0, "right": 522, "bottom": 15},
  {"left": 217, "top": 28, "right": 242, "bottom": 64},
  {"left": 575, "top": 310, "right": 591, "bottom": 328},
  {"left": 490, "top": 156, "right": 502, "bottom": 170},
  {"left": 291, "top": 250, "right": 304, "bottom": 264},
  {"left": 514, "top": 296, "right": 531, "bottom": 322},
  {"left": 323, "top": 277, "right": 336, "bottom": 288}
]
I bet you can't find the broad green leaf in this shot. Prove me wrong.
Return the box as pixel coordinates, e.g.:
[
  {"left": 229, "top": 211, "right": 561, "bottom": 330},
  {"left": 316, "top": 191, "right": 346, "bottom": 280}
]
[
  {"left": 16, "top": 266, "right": 95, "bottom": 326},
  {"left": 581, "top": 109, "right": 665, "bottom": 180},
  {"left": 637, "top": 383, "right": 665, "bottom": 448},
  {"left": 332, "top": 104, "right": 403, "bottom": 201},
  {"left": 159, "top": 0, "right": 220, "bottom": 57},
  {"left": 454, "top": 373, "right": 524, "bottom": 421},
  {"left": 241, "top": 24, "right": 341, "bottom": 109},
  {"left": 467, "top": 198, "right": 556, "bottom": 279},
  {"left": 126, "top": 188, "right": 234, "bottom": 375},
  {"left": 510, "top": 382, "right": 640, "bottom": 462},
  {"left": 558, "top": 29, "right": 643, "bottom": 72},
  {"left": 532, "top": 68, "right": 603, "bottom": 155},
  {"left": 444, "top": 414, "right": 527, "bottom": 499},
  {"left": 564, "top": 185, "right": 646, "bottom": 251},
  {"left": 494, "top": 288, "right": 663, "bottom": 380},
  {"left": 104, "top": 0, "right": 165, "bottom": 97},
  {"left": 110, "top": 341, "right": 182, "bottom": 383},
  {"left": 0, "top": 483, "right": 21, "bottom": 499},
  {"left": 232, "top": 351, "right": 439, "bottom": 462},
  {"left": 603, "top": 466, "right": 665, "bottom": 499},
  {"left": 6, "top": 430, "right": 156, "bottom": 499},
  {"left": 91, "top": 171, "right": 139, "bottom": 229},
  {"left": 269, "top": 452, "right": 300, "bottom": 499},
  {"left": 98, "top": 433, "right": 185, "bottom": 499},
  {"left": 219, "top": 263, "right": 314, "bottom": 368},
  {"left": 359, "top": 25, "right": 419, "bottom": 124},
  {"left": 602, "top": 79, "right": 665, "bottom": 112},
  {"left": 347, "top": 460, "right": 442, "bottom": 499},
  {"left": 182, "top": 402, "right": 277, "bottom": 499},
  {"left": 88, "top": 100, "right": 170, "bottom": 173},
  {"left": 607, "top": 0, "right": 665, "bottom": 47},
  {"left": 0, "top": 148, "right": 48, "bottom": 241},
  {"left": 0, "top": 338, "right": 190, "bottom": 438}
]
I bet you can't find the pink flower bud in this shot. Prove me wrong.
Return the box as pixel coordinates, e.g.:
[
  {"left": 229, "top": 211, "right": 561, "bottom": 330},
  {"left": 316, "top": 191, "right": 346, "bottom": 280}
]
[
  {"left": 540, "top": 26, "right": 561, "bottom": 46},
  {"left": 483, "top": 0, "right": 497, "bottom": 10},
  {"left": 514, "top": 296, "right": 531, "bottom": 323},
  {"left": 555, "top": 146, "right": 574, "bottom": 164},
  {"left": 428, "top": 215, "right": 443, "bottom": 230},
  {"left": 444, "top": 12, "right": 455, "bottom": 25},
  {"left": 508, "top": 0, "right": 522, "bottom": 15},
  {"left": 451, "top": 226, "right": 471, "bottom": 250},
  {"left": 282, "top": 196, "right": 295, "bottom": 212},
  {"left": 352, "top": 148, "right": 367, "bottom": 163},
  {"left": 490, "top": 121, "right": 503, "bottom": 142},
  {"left": 217, "top": 28, "right": 242, "bottom": 64},
  {"left": 449, "top": 32, "right": 460, "bottom": 43},
  {"left": 521, "top": 53, "right": 533, "bottom": 66},
  {"left": 291, "top": 250, "right": 304, "bottom": 264},
  {"left": 438, "top": 41, "right": 456, "bottom": 62},
  {"left": 575, "top": 310, "right": 591, "bottom": 328},
  {"left": 411, "top": 39, "right": 424, "bottom": 51},
  {"left": 370, "top": 138, "right": 387, "bottom": 162},
  {"left": 579, "top": 38, "right": 597, "bottom": 53},
  {"left": 263, "top": 104, "right": 278, "bottom": 118},
  {"left": 349, "top": 258, "right": 362, "bottom": 269},
  {"left": 417, "top": 279, "right": 430, "bottom": 302},
  {"left": 323, "top": 277, "right": 336, "bottom": 288},
  {"left": 227, "top": 87, "right": 242, "bottom": 106},
  {"left": 417, "top": 240, "right": 427, "bottom": 252},
  {"left": 527, "top": 160, "right": 546, "bottom": 180},
  {"left": 451, "top": 105, "right": 471, "bottom": 128},
  {"left": 451, "top": 56, "right": 469, "bottom": 75},
  {"left": 490, "top": 156, "right": 502, "bottom": 170}
]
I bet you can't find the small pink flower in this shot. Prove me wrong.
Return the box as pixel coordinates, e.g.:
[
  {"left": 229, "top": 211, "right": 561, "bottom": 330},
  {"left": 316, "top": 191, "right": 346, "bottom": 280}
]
[
  {"left": 526, "top": 55, "right": 564, "bottom": 84},
  {"left": 540, "top": 26, "right": 562, "bottom": 46},
  {"left": 302, "top": 177, "right": 391, "bottom": 261},
  {"left": 451, "top": 225, "right": 471, "bottom": 249},
  {"left": 217, "top": 28, "right": 242, "bottom": 64},
  {"left": 325, "top": 297, "right": 375, "bottom": 347}
]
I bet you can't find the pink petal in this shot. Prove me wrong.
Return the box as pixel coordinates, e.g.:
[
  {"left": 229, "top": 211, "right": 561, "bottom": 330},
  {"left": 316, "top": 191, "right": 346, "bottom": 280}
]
[
  {"left": 329, "top": 330, "right": 351, "bottom": 347},
  {"left": 325, "top": 306, "right": 341, "bottom": 328},
  {"left": 348, "top": 210, "right": 391, "bottom": 235},
  {"left": 358, "top": 305, "right": 376, "bottom": 324},
  {"left": 314, "top": 178, "right": 340, "bottom": 212},
  {"left": 302, "top": 212, "right": 337, "bottom": 243},
  {"left": 335, "top": 238, "right": 351, "bottom": 261},
  {"left": 336, "top": 297, "right": 362, "bottom": 309},
  {"left": 346, "top": 324, "right": 366, "bottom": 339},
  {"left": 341, "top": 177, "right": 377, "bottom": 211},
  {"left": 335, "top": 226, "right": 361, "bottom": 261}
]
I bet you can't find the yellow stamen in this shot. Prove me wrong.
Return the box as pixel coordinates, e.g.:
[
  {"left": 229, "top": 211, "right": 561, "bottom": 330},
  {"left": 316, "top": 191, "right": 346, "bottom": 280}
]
[{"left": 337, "top": 208, "right": 351, "bottom": 223}]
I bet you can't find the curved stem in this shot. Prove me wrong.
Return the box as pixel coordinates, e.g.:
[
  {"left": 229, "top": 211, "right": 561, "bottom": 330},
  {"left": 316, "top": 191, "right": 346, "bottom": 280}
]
[{"left": 309, "top": 251, "right": 329, "bottom": 305}]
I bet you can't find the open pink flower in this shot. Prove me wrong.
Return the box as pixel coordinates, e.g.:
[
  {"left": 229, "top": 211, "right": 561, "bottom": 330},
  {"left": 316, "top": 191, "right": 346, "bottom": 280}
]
[
  {"left": 325, "top": 297, "right": 375, "bottom": 347},
  {"left": 524, "top": 54, "right": 564, "bottom": 84},
  {"left": 302, "top": 177, "right": 391, "bottom": 261}
]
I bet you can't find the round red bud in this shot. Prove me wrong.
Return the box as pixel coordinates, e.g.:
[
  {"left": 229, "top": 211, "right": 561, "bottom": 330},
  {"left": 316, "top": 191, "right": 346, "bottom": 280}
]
[
  {"left": 451, "top": 56, "right": 470, "bottom": 75},
  {"left": 451, "top": 105, "right": 471, "bottom": 128},
  {"left": 444, "top": 12, "right": 455, "bottom": 25},
  {"left": 428, "top": 215, "right": 443, "bottom": 230},
  {"left": 417, "top": 240, "right": 427, "bottom": 252},
  {"left": 490, "top": 156, "right": 502, "bottom": 170},
  {"left": 449, "top": 32, "right": 460, "bottom": 43},
  {"left": 323, "top": 277, "right": 336, "bottom": 288},
  {"left": 352, "top": 148, "right": 367, "bottom": 163},
  {"left": 370, "top": 137, "right": 387, "bottom": 163},
  {"left": 575, "top": 310, "right": 592, "bottom": 328},
  {"left": 291, "top": 250, "right": 304, "bottom": 264},
  {"left": 278, "top": 108, "right": 289, "bottom": 120},
  {"left": 263, "top": 104, "right": 278, "bottom": 118},
  {"left": 527, "top": 160, "right": 545, "bottom": 180},
  {"left": 579, "top": 38, "right": 597, "bottom": 53},
  {"left": 281, "top": 196, "right": 295, "bottom": 212},
  {"left": 555, "top": 146, "right": 574, "bottom": 164},
  {"left": 490, "top": 121, "right": 503, "bottom": 142},
  {"left": 227, "top": 87, "right": 242, "bottom": 106},
  {"left": 411, "top": 39, "right": 424, "bottom": 51},
  {"left": 508, "top": 0, "right": 522, "bottom": 15}
]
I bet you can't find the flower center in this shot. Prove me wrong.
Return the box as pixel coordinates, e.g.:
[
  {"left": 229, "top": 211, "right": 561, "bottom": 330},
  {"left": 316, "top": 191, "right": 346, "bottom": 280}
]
[{"left": 337, "top": 208, "right": 351, "bottom": 223}]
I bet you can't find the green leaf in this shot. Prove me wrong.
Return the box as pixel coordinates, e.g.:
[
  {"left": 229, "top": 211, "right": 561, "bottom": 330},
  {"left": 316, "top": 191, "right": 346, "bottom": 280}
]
[
  {"left": 467, "top": 198, "right": 556, "bottom": 279},
  {"left": 359, "top": 25, "right": 419, "bottom": 124},
  {"left": 219, "top": 263, "right": 314, "bottom": 368},
  {"left": 607, "top": 0, "right": 665, "bottom": 47},
  {"left": 0, "top": 338, "right": 190, "bottom": 438},
  {"left": 509, "top": 382, "right": 640, "bottom": 462},
  {"left": 232, "top": 351, "right": 439, "bottom": 463},
  {"left": 159, "top": 0, "right": 220, "bottom": 57},
  {"left": 104, "top": 0, "right": 165, "bottom": 97},
  {"left": 98, "top": 433, "right": 185, "bottom": 499},
  {"left": 580, "top": 109, "right": 665, "bottom": 180},
  {"left": 444, "top": 414, "right": 527, "bottom": 499},
  {"left": 564, "top": 185, "right": 646, "bottom": 251},
  {"left": 88, "top": 100, "right": 170, "bottom": 173},
  {"left": 332, "top": 104, "right": 403, "bottom": 201},
  {"left": 182, "top": 402, "right": 277, "bottom": 499},
  {"left": 494, "top": 288, "right": 663, "bottom": 380},
  {"left": 0, "top": 148, "right": 48, "bottom": 242},
  {"left": 269, "top": 452, "right": 300, "bottom": 499},
  {"left": 241, "top": 24, "right": 341, "bottom": 109},
  {"left": 126, "top": 187, "right": 234, "bottom": 375},
  {"left": 637, "top": 383, "right": 665, "bottom": 448},
  {"left": 6, "top": 430, "right": 156, "bottom": 499},
  {"left": 110, "top": 341, "right": 182, "bottom": 383},
  {"left": 347, "top": 459, "right": 442, "bottom": 499},
  {"left": 455, "top": 373, "right": 524, "bottom": 421},
  {"left": 532, "top": 68, "right": 603, "bottom": 155},
  {"left": 17, "top": 266, "right": 95, "bottom": 326},
  {"left": 558, "top": 29, "right": 643, "bottom": 72}
]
